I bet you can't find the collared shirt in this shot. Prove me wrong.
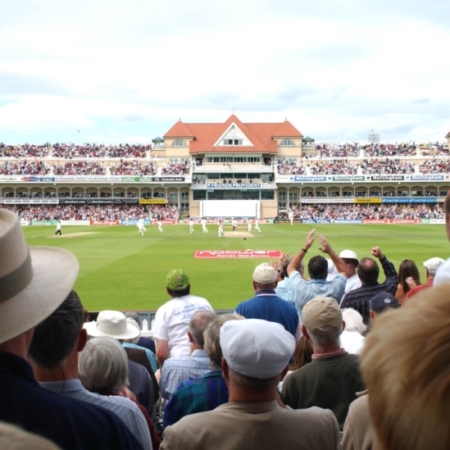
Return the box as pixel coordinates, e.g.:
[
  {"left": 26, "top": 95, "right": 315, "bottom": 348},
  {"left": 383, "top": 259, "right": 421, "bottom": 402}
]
[
  {"left": 163, "top": 370, "right": 228, "bottom": 428},
  {"left": 290, "top": 272, "right": 346, "bottom": 313},
  {"left": 160, "top": 349, "right": 212, "bottom": 400},
  {"left": 0, "top": 351, "right": 143, "bottom": 450},
  {"left": 123, "top": 342, "right": 158, "bottom": 372},
  {"left": 40, "top": 379, "right": 152, "bottom": 450},
  {"left": 340, "top": 256, "right": 398, "bottom": 323},
  {"left": 275, "top": 277, "right": 295, "bottom": 304}
]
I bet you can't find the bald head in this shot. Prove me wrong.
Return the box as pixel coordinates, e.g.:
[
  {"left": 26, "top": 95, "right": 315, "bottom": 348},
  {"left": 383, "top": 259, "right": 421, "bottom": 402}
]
[{"left": 357, "top": 257, "right": 380, "bottom": 284}]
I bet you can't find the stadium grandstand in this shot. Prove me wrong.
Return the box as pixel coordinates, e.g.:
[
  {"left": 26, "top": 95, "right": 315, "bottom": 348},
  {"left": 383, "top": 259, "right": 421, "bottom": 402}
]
[{"left": 1, "top": 115, "right": 449, "bottom": 225}]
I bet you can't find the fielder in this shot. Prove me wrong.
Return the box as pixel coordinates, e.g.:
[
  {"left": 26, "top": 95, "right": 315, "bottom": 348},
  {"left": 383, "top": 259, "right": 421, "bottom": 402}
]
[
  {"left": 54, "top": 219, "right": 62, "bottom": 236},
  {"left": 158, "top": 220, "right": 163, "bottom": 233},
  {"left": 288, "top": 210, "right": 294, "bottom": 226},
  {"left": 254, "top": 218, "right": 261, "bottom": 232},
  {"left": 201, "top": 218, "right": 209, "bottom": 234},
  {"left": 137, "top": 217, "right": 146, "bottom": 236},
  {"left": 232, "top": 218, "right": 237, "bottom": 231},
  {"left": 189, "top": 218, "right": 195, "bottom": 234},
  {"left": 247, "top": 220, "right": 252, "bottom": 232},
  {"left": 218, "top": 221, "right": 224, "bottom": 237}
]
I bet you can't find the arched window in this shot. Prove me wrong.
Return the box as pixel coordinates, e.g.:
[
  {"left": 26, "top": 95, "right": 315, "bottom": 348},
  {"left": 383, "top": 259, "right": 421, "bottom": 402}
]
[
  {"left": 280, "top": 139, "right": 295, "bottom": 146},
  {"left": 172, "top": 140, "right": 186, "bottom": 147}
]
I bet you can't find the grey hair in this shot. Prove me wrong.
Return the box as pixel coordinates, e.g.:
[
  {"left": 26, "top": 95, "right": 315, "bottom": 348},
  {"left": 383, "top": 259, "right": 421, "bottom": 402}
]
[
  {"left": 79, "top": 336, "right": 128, "bottom": 391},
  {"left": 306, "top": 324, "right": 343, "bottom": 345},
  {"left": 188, "top": 310, "right": 217, "bottom": 347},
  {"left": 204, "top": 313, "right": 245, "bottom": 369},
  {"left": 124, "top": 318, "right": 141, "bottom": 344},
  {"left": 342, "top": 308, "right": 367, "bottom": 334}
]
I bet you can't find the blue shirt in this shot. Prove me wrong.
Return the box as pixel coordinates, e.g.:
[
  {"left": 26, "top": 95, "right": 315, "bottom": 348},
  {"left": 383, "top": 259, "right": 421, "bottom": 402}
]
[
  {"left": 290, "top": 272, "right": 346, "bottom": 313},
  {"left": 160, "top": 349, "right": 212, "bottom": 400},
  {"left": 163, "top": 370, "right": 228, "bottom": 428},
  {"left": 275, "top": 278, "right": 295, "bottom": 304},
  {"left": 0, "top": 351, "right": 143, "bottom": 450},
  {"left": 235, "top": 290, "right": 300, "bottom": 338}
]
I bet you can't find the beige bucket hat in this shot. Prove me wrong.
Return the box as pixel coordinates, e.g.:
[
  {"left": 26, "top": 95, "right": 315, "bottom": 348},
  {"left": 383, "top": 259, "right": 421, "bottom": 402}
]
[{"left": 0, "top": 209, "right": 79, "bottom": 344}]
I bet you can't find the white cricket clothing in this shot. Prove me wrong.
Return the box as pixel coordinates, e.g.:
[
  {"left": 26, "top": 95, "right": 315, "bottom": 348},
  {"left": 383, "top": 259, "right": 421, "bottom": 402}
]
[
  {"left": 189, "top": 220, "right": 195, "bottom": 234},
  {"left": 158, "top": 221, "right": 163, "bottom": 232},
  {"left": 344, "top": 273, "right": 362, "bottom": 295},
  {"left": 201, "top": 219, "right": 209, "bottom": 233},
  {"left": 154, "top": 295, "right": 213, "bottom": 357}
]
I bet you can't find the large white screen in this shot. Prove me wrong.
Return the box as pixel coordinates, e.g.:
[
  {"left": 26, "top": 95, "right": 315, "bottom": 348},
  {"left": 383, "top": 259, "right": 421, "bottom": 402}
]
[{"left": 200, "top": 200, "right": 259, "bottom": 218}]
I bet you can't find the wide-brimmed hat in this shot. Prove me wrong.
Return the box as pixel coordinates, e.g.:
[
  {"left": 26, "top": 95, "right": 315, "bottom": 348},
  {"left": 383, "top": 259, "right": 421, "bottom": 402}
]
[
  {"left": 83, "top": 310, "right": 140, "bottom": 340},
  {"left": 0, "top": 209, "right": 79, "bottom": 344}
]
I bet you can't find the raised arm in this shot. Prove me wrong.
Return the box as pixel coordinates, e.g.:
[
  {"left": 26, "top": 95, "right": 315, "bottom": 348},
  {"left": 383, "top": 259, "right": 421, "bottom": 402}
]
[
  {"left": 287, "top": 229, "right": 315, "bottom": 276},
  {"left": 318, "top": 234, "right": 347, "bottom": 277}
]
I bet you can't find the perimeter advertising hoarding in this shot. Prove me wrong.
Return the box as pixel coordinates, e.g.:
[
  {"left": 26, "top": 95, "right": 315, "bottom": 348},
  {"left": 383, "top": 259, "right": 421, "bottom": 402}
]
[
  {"left": 139, "top": 199, "right": 167, "bottom": 204},
  {"left": 3, "top": 199, "right": 59, "bottom": 204},
  {"left": 382, "top": 197, "right": 437, "bottom": 204},
  {"left": 59, "top": 198, "right": 139, "bottom": 205},
  {"left": 354, "top": 198, "right": 382, "bottom": 204}
]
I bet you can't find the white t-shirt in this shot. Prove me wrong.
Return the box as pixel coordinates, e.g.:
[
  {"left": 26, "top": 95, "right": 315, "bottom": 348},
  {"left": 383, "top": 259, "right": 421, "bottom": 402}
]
[
  {"left": 153, "top": 295, "right": 213, "bottom": 358},
  {"left": 344, "top": 273, "right": 362, "bottom": 294}
]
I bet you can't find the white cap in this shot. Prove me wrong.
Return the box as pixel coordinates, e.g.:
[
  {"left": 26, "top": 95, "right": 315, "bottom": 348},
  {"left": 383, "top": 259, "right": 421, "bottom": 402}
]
[
  {"left": 340, "top": 249, "right": 358, "bottom": 260},
  {"left": 433, "top": 258, "right": 450, "bottom": 286},
  {"left": 253, "top": 263, "right": 277, "bottom": 284},
  {"left": 220, "top": 319, "right": 295, "bottom": 379},
  {"left": 423, "top": 257, "right": 445, "bottom": 275}
]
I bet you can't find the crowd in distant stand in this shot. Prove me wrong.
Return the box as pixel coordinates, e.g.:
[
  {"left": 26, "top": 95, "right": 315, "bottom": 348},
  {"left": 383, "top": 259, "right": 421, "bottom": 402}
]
[
  {"left": 316, "top": 143, "right": 359, "bottom": 157},
  {"left": 277, "top": 160, "right": 307, "bottom": 175},
  {"left": 419, "top": 159, "right": 450, "bottom": 173},
  {"left": 0, "top": 160, "right": 51, "bottom": 175},
  {"left": 360, "top": 159, "right": 415, "bottom": 175},
  {"left": 53, "top": 161, "right": 107, "bottom": 176},
  {"left": 110, "top": 161, "right": 158, "bottom": 176},
  {"left": 362, "top": 143, "right": 418, "bottom": 157},
  {"left": 3, "top": 204, "right": 179, "bottom": 221},
  {"left": 289, "top": 204, "right": 444, "bottom": 221},
  {"left": 309, "top": 160, "right": 359, "bottom": 175},
  {"left": 161, "top": 162, "right": 190, "bottom": 176}
]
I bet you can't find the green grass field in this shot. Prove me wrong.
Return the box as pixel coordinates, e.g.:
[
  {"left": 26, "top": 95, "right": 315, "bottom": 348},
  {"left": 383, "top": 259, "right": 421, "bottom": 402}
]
[{"left": 23, "top": 223, "right": 449, "bottom": 312}]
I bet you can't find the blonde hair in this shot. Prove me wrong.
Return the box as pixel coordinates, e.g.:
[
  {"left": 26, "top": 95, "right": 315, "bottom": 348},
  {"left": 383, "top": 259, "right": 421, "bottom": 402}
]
[{"left": 360, "top": 285, "right": 450, "bottom": 450}]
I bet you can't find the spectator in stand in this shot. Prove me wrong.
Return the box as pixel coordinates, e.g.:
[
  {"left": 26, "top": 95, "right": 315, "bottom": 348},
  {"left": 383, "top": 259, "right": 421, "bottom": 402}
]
[
  {"left": 153, "top": 269, "right": 213, "bottom": 366},
  {"left": 395, "top": 259, "right": 421, "bottom": 304},
  {"left": 124, "top": 312, "right": 156, "bottom": 354},
  {"left": 0, "top": 209, "right": 141, "bottom": 450},
  {"left": 159, "top": 310, "right": 217, "bottom": 400},
  {"left": 0, "top": 422, "right": 61, "bottom": 450},
  {"left": 360, "top": 285, "right": 450, "bottom": 450},
  {"left": 339, "top": 250, "right": 362, "bottom": 295},
  {"left": 275, "top": 255, "right": 304, "bottom": 305},
  {"left": 28, "top": 291, "right": 153, "bottom": 450},
  {"left": 406, "top": 257, "right": 444, "bottom": 299},
  {"left": 369, "top": 292, "right": 399, "bottom": 323},
  {"left": 235, "top": 263, "right": 301, "bottom": 340},
  {"left": 163, "top": 313, "right": 242, "bottom": 428},
  {"left": 287, "top": 229, "right": 347, "bottom": 312},
  {"left": 340, "top": 247, "right": 398, "bottom": 324},
  {"left": 281, "top": 296, "right": 365, "bottom": 430},
  {"left": 162, "top": 319, "right": 341, "bottom": 450}
]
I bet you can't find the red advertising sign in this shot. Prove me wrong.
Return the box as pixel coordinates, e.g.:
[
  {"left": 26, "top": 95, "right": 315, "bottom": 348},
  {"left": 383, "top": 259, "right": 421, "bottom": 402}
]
[
  {"left": 194, "top": 250, "right": 282, "bottom": 259},
  {"left": 89, "top": 220, "right": 120, "bottom": 225}
]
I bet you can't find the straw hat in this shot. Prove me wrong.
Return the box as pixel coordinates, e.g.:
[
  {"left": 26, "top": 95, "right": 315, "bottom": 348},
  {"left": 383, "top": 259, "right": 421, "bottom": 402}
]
[{"left": 0, "top": 209, "right": 79, "bottom": 344}]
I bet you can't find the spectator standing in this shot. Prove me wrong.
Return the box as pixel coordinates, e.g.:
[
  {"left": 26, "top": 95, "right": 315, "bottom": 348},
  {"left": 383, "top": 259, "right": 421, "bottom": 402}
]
[
  {"left": 369, "top": 292, "right": 399, "bottom": 323},
  {"left": 405, "top": 257, "right": 444, "bottom": 299},
  {"left": 153, "top": 269, "right": 213, "bottom": 366},
  {"left": 340, "top": 247, "right": 398, "bottom": 324},
  {"left": 339, "top": 250, "right": 361, "bottom": 294}
]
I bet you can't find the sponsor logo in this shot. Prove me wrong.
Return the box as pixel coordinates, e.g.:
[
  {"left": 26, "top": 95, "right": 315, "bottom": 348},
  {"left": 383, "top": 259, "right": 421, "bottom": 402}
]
[
  {"left": 194, "top": 250, "right": 282, "bottom": 259},
  {"left": 89, "top": 220, "right": 120, "bottom": 225},
  {"left": 370, "top": 175, "right": 404, "bottom": 181}
]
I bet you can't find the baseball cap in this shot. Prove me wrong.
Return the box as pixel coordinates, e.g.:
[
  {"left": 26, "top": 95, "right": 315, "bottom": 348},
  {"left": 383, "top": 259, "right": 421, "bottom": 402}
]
[
  {"left": 369, "top": 292, "right": 399, "bottom": 313},
  {"left": 340, "top": 249, "right": 358, "bottom": 261},
  {"left": 166, "top": 269, "right": 190, "bottom": 291},
  {"left": 253, "top": 263, "right": 277, "bottom": 284},
  {"left": 302, "top": 296, "right": 342, "bottom": 334},
  {"left": 423, "top": 257, "right": 445, "bottom": 275},
  {"left": 220, "top": 319, "right": 295, "bottom": 379}
]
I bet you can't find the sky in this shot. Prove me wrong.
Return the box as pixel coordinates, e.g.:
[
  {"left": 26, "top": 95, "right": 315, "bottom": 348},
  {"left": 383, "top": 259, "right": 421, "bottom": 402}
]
[{"left": 0, "top": 0, "right": 449, "bottom": 145}]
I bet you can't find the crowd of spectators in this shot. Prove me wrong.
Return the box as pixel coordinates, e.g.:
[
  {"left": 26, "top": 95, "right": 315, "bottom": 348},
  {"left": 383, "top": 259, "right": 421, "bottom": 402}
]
[
  {"left": 288, "top": 203, "right": 444, "bottom": 221},
  {"left": 309, "top": 160, "right": 359, "bottom": 175},
  {"left": 316, "top": 143, "right": 359, "bottom": 157},
  {"left": 418, "top": 159, "right": 450, "bottom": 173},
  {"left": 2, "top": 204, "right": 179, "bottom": 221},
  {"left": 53, "top": 161, "right": 107, "bottom": 176},
  {"left": 161, "top": 162, "right": 190, "bottom": 176},
  {"left": 276, "top": 159, "right": 307, "bottom": 175},
  {"left": 360, "top": 159, "right": 415, "bottom": 175},
  {"left": 362, "top": 143, "right": 417, "bottom": 157},
  {"left": 0, "top": 160, "right": 51, "bottom": 175},
  {"left": 110, "top": 161, "right": 157, "bottom": 176},
  {"left": 1, "top": 144, "right": 50, "bottom": 158}
]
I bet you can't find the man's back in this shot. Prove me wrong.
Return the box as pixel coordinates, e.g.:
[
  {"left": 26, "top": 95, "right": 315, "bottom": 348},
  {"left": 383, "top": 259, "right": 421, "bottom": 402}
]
[
  {"left": 161, "top": 401, "right": 340, "bottom": 450},
  {"left": 236, "top": 291, "right": 299, "bottom": 338},
  {"left": 0, "top": 352, "right": 142, "bottom": 450},
  {"left": 154, "top": 295, "right": 213, "bottom": 357},
  {"left": 281, "top": 353, "right": 365, "bottom": 429}
]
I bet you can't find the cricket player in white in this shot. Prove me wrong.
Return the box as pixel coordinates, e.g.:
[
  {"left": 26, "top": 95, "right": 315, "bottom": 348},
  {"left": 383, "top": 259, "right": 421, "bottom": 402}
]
[
  {"left": 189, "top": 218, "right": 195, "bottom": 234},
  {"left": 218, "top": 221, "right": 224, "bottom": 237},
  {"left": 288, "top": 210, "right": 294, "bottom": 226},
  {"left": 137, "top": 218, "right": 146, "bottom": 236},
  {"left": 201, "top": 218, "right": 209, "bottom": 234},
  {"left": 231, "top": 218, "right": 237, "bottom": 231},
  {"left": 158, "top": 220, "right": 163, "bottom": 233},
  {"left": 254, "top": 218, "right": 261, "bottom": 232},
  {"left": 247, "top": 220, "right": 252, "bottom": 232}
]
